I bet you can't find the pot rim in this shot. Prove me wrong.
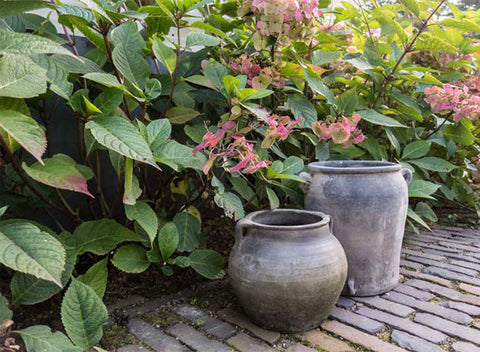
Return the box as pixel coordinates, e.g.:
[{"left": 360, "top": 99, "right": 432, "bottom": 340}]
[
  {"left": 308, "top": 160, "right": 402, "bottom": 174},
  {"left": 245, "top": 209, "right": 330, "bottom": 231}
]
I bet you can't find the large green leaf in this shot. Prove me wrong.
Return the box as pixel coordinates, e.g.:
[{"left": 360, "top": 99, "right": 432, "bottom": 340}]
[
  {"left": 0, "top": 55, "right": 47, "bottom": 98},
  {"left": 401, "top": 141, "right": 430, "bottom": 160},
  {"left": 358, "top": 109, "right": 407, "bottom": 128},
  {"left": 23, "top": 154, "right": 94, "bottom": 197},
  {"left": 312, "top": 50, "right": 341, "bottom": 66},
  {"left": 185, "top": 32, "right": 220, "bottom": 47},
  {"left": 154, "top": 140, "right": 205, "bottom": 171},
  {"left": 152, "top": 37, "right": 177, "bottom": 75},
  {"left": 0, "top": 110, "right": 46, "bottom": 163},
  {"left": 86, "top": 115, "right": 158, "bottom": 168},
  {"left": 112, "top": 244, "right": 150, "bottom": 273},
  {"left": 11, "top": 232, "right": 78, "bottom": 305},
  {"left": 266, "top": 187, "right": 280, "bottom": 209},
  {"left": 287, "top": 94, "right": 317, "bottom": 128},
  {"left": 0, "top": 1, "right": 49, "bottom": 16},
  {"left": 0, "top": 29, "right": 74, "bottom": 56},
  {"left": 78, "top": 257, "right": 108, "bottom": 299},
  {"left": 146, "top": 119, "right": 171, "bottom": 150},
  {"left": 61, "top": 278, "right": 108, "bottom": 349},
  {"left": 407, "top": 208, "right": 431, "bottom": 231},
  {"left": 32, "top": 55, "right": 73, "bottom": 99},
  {"left": 0, "top": 221, "right": 65, "bottom": 287},
  {"left": 189, "top": 250, "right": 224, "bottom": 279},
  {"left": 18, "top": 326, "right": 82, "bottom": 352},
  {"left": 0, "top": 293, "right": 12, "bottom": 321},
  {"left": 443, "top": 124, "right": 475, "bottom": 146},
  {"left": 83, "top": 72, "right": 123, "bottom": 88},
  {"left": 304, "top": 69, "right": 334, "bottom": 104},
  {"left": 158, "top": 222, "right": 179, "bottom": 261},
  {"left": 408, "top": 180, "right": 441, "bottom": 199},
  {"left": 125, "top": 201, "right": 158, "bottom": 244},
  {"left": 410, "top": 157, "right": 457, "bottom": 173},
  {"left": 73, "top": 219, "right": 143, "bottom": 255},
  {"left": 52, "top": 55, "right": 102, "bottom": 74},
  {"left": 214, "top": 192, "right": 245, "bottom": 220},
  {"left": 281, "top": 156, "right": 304, "bottom": 174},
  {"left": 173, "top": 212, "right": 201, "bottom": 252}
]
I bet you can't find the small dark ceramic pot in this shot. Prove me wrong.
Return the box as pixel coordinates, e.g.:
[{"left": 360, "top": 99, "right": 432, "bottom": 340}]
[
  {"left": 301, "top": 160, "right": 412, "bottom": 296},
  {"left": 228, "top": 209, "right": 348, "bottom": 333}
]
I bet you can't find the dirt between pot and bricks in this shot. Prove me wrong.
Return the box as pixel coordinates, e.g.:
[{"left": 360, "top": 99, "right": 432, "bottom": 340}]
[{"left": 98, "top": 224, "right": 480, "bottom": 352}]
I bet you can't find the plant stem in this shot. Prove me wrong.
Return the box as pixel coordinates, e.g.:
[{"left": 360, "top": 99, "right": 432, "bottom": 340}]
[
  {"left": 95, "top": 151, "right": 110, "bottom": 217},
  {"left": 163, "top": 20, "right": 182, "bottom": 116}
]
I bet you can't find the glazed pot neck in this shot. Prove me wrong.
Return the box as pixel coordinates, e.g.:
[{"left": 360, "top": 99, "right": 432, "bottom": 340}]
[{"left": 308, "top": 160, "right": 402, "bottom": 174}]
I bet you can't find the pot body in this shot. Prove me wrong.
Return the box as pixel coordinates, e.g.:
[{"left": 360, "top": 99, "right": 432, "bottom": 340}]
[
  {"left": 302, "top": 161, "right": 411, "bottom": 296},
  {"left": 229, "top": 209, "right": 347, "bottom": 332}
]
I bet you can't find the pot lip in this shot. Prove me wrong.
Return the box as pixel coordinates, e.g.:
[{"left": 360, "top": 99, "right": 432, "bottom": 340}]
[
  {"left": 245, "top": 209, "right": 330, "bottom": 231},
  {"left": 308, "top": 160, "right": 402, "bottom": 174}
]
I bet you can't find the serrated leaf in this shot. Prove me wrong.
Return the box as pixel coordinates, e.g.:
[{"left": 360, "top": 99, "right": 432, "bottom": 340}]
[
  {"left": 0, "top": 29, "right": 74, "bottom": 56},
  {"left": 18, "top": 326, "right": 82, "bottom": 352},
  {"left": 0, "top": 221, "right": 65, "bottom": 287},
  {"left": 312, "top": 50, "right": 341, "bottom": 66},
  {"left": 0, "top": 110, "right": 46, "bottom": 163},
  {"left": 266, "top": 187, "right": 280, "bottom": 209},
  {"left": 358, "top": 109, "right": 407, "bottom": 128},
  {"left": 304, "top": 69, "right": 334, "bottom": 104},
  {"left": 86, "top": 115, "right": 158, "bottom": 168},
  {"left": 158, "top": 222, "right": 179, "bottom": 261},
  {"left": 125, "top": 201, "right": 158, "bottom": 244},
  {"left": 190, "top": 21, "right": 236, "bottom": 46},
  {"left": 73, "top": 219, "right": 143, "bottom": 255},
  {"left": 93, "top": 87, "right": 123, "bottom": 113},
  {"left": 282, "top": 156, "right": 304, "bottom": 175},
  {"left": 61, "top": 278, "right": 108, "bottom": 348},
  {"left": 415, "top": 202, "right": 438, "bottom": 222},
  {"left": 0, "top": 1, "right": 49, "bottom": 16},
  {"left": 52, "top": 55, "right": 102, "bottom": 74},
  {"left": 401, "top": 141, "right": 430, "bottom": 160},
  {"left": 443, "top": 124, "right": 475, "bottom": 146},
  {"left": 23, "top": 154, "right": 94, "bottom": 197},
  {"left": 399, "top": 0, "right": 419, "bottom": 16},
  {"left": 152, "top": 37, "right": 177, "bottom": 75},
  {"left": 0, "top": 55, "right": 47, "bottom": 98},
  {"left": 83, "top": 72, "right": 123, "bottom": 88},
  {"left": 147, "top": 119, "right": 171, "bottom": 150},
  {"left": 166, "top": 107, "right": 200, "bottom": 124},
  {"left": 408, "top": 180, "right": 440, "bottom": 199},
  {"left": 112, "top": 244, "right": 150, "bottom": 273},
  {"left": 214, "top": 192, "right": 245, "bottom": 220},
  {"left": 173, "top": 212, "right": 201, "bottom": 252},
  {"left": 0, "top": 293, "right": 12, "bottom": 321},
  {"left": 78, "top": 257, "right": 108, "bottom": 299},
  {"left": 154, "top": 140, "right": 205, "bottom": 171},
  {"left": 189, "top": 250, "right": 224, "bottom": 279},
  {"left": 185, "top": 32, "right": 221, "bottom": 47},
  {"left": 410, "top": 157, "right": 457, "bottom": 173},
  {"left": 32, "top": 55, "right": 73, "bottom": 99},
  {"left": 439, "top": 18, "right": 480, "bottom": 33},
  {"left": 287, "top": 94, "right": 317, "bottom": 128}
]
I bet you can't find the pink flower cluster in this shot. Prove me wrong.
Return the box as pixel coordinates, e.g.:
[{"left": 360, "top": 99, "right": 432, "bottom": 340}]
[
  {"left": 261, "top": 114, "right": 304, "bottom": 148},
  {"left": 230, "top": 54, "right": 285, "bottom": 89},
  {"left": 438, "top": 52, "right": 473, "bottom": 70},
  {"left": 424, "top": 77, "right": 480, "bottom": 121},
  {"left": 311, "top": 114, "right": 365, "bottom": 146}
]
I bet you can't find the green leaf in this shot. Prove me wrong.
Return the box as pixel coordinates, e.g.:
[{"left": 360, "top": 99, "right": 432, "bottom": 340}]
[
  {"left": 112, "top": 244, "right": 150, "bottom": 273},
  {"left": 203, "top": 61, "right": 227, "bottom": 91},
  {"left": 189, "top": 250, "right": 224, "bottom": 279},
  {"left": 0, "top": 293, "right": 12, "bottom": 321},
  {"left": 52, "top": 55, "right": 102, "bottom": 74},
  {"left": 78, "top": 257, "right": 108, "bottom": 299},
  {"left": 282, "top": 156, "right": 304, "bottom": 174},
  {"left": 83, "top": 72, "right": 123, "bottom": 88},
  {"left": 399, "top": 0, "right": 420, "bottom": 16},
  {"left": 335, "top": 88, "right": 358, "bottom": 115},
  {"left": 18, "top": 326, "right": 82, "bottom": 352},
  {"left": 304, "top": 69, "right": 334, "bottom": 104},
  {"left": 61, "top": 278, "right": 108, "bottom": 349},
  {"left": 358, "top": 109, "right": 407, "bottom": 128},
  {"left": 407, "top": 208, "right": 431, "bottom": 231},
  {"left": 0, "top": 29, "right": 74, "bottom": 56},
  {"left": 0, "top": 110, "right": 46, "bottom": 163},
  {"left": 158, "top": 222, "right": 179, "bottom": 260},
  {"left": 287, "top": 94, "right": 317, "bottom": 128},
  {"left": 152, "top": 38, "right": 177, "bottom": 75},
  {"left": 443, "top": 124, "right": 475, "bottom": 146},
  {"left": 154, "top": 140, "right": 205, "bottom": 171},
  {"left": 410, "top": 157, "right": 457, "bottom": 173},
  {"left": 214, "top": 192, "right": 245, "bottom": 220},
  {"left": 0, "top": 1, "right": 49, "bottom": 16},
  {"left": 86, "top": 115, "right": 158, "bottom": 169},
  {"left": 23, "top": 154, "right": 94, "bottom": 197},
  {"left": 185, "top": 32, "right": 221, "bottom": 47},
  {"left": 32, "top": 55, "right": 73, "bottom": 99},
  {"left": 173, "top": 212, "right": 201, "bottom": 252},
  {"left": 311, "top": 50, "right": 341, "bottom": 66},
  {"left": 125, "top": 201, "right": 158, "bottom": 244},
  {"left": 190, "top": 21, "right": 236, "bottom": 46},
  {"left": 147, "top": 119, "right": 171, "bottom": 150},
  {"left": 415, "top": 202, "right": 438, "bottom": 222},
  {"left": 94, "top": 87, "right": 124, "bottom": 113},
  {"left": 184, "top": 75, "right": 217, "bottom": 91},
  {"left": 73, "top": 219, "right": 143, "bottom": 255},
  {"left": 266, "top": 187, "right": 280, "bottom": 209},
  {"left": 439, "top": 18, "right": 480, "bottom": 33},
  {"left": 0, "top": 221, "right": 65, "bottom": 287},
  {"left": 166, "top": 107, "right": 200, "bottom": 124},
  {"left": 0, "top": 55, "right": 47, "bottom": 98},
  {"left": 229, "top": 176, "right": 255, "bottom": 201},
  {"left": 401, "top": 141, "right": 430, "bottom": 160},
  {"left": 408, "top": 180, "right": 441, "bottom": 199}
]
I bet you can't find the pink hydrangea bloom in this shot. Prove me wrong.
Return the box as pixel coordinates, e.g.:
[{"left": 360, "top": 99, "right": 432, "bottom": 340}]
[{"left": 311, "top": 114, "right": 365, "bottom": 147}]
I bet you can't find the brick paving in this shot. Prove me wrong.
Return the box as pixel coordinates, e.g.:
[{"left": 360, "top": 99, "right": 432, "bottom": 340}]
[{"left": 107, "top": 226, "right": 480, "bottom": 352}]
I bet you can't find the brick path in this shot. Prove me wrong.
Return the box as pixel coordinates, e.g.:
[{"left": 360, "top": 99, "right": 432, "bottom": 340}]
[{"left": 109, "top": 226, "right": 480, "bottom": 352}]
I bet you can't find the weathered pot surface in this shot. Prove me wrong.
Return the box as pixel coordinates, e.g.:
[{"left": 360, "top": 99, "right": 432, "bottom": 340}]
[
  {"left": 301, "top": 160, "right": 412, "bottom": 296},
  {"left": 229, "top": 209, "right": 348, "bottom": 333}
]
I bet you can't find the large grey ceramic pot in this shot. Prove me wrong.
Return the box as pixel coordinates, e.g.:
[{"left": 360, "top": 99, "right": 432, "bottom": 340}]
[
  {"left": 301, "top": 161, "right": 412, "bottom": 297},
  {"left": 229, "top": 209, "right": 347, "bottom": 333}
]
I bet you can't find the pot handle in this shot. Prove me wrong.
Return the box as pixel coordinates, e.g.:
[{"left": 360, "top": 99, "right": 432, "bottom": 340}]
[
  {"left": 401, "top": 168, "right": 413, "bottom": 184},
  {"left": 299, "top": 171, "right": 312, "bottom": 193},
  {"left": 235, "top": 216, "right": 254, "bottom": 244}
]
